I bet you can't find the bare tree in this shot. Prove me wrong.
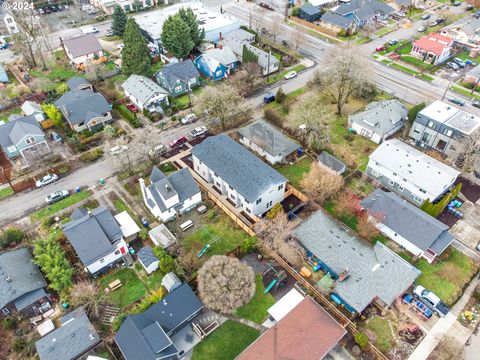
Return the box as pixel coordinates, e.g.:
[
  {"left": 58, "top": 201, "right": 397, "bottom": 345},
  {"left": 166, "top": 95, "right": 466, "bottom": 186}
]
[
  {"left": 134, "top": 127, "right": 166, "bottom": 165},
  {"left": 85, "top": 63, "right": 109, "bottom": 83},
  {"left": 197, "top": 255, "right": 255, "bottom": 314},
  {"left": 456, "top": 132, "right": 480, "bottom": 177},
  {"left": 102, "top": 124, "right": 117, "bottom": 146},
  {"left": 269, "top": 20, "right": 281, "bottom": 45},
  {"left": 335, "top": 192, "right": 358, "bottom": 217},
  {"left": 311, "top": 47, "right": 371, "bottom": 115},
  {"left": 194, "top": 83, "right": 252, "bottom": 131},
  {"left": 231, "top": 62, "right": 263, "bottom": 96},
  {"left": 251, "top": 6, "right": 266, "bottom": 34},
  {"left": 291, "top": 28, "right": 305, "bottom": 55},
  {"left": 356, "top": 214, "right": 380, "bottom": 240},
  {"left": 300, "top": 163, "right": 344, "bottom": 203},
  {"left": 70, "top": 280, "right": 111, "bottom": 320}
]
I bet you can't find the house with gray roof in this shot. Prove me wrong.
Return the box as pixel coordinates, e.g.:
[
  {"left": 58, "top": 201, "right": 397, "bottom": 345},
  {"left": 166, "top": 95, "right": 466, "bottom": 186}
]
[
  {"left": 67, "top": 77, "right": 93, "bottom": 91},
  {"left": 299, "top": 4, "right": 322, "bottom": 23},
  {"left": 122, "top": 74, "right": 169, "bottom": 113},
  {"left": 320, "top": 12, "right": 355, "bottom": 32},
  {"left": 154, "top": 60, "right": 201, "bottom": 97},
  {"left": 192, "top": 134, "right": 287, "bottom": 216},
  {"left": 62, "top": 34, "right": 104, "bottom": 66},
  {"left": 318, "top": 152, "right": 346, "bottom": 175},
  {"left": 137, "top": 247, "right": 159, "bottom": 275},
  {"left": 54, "top": 84, "right": 112, "bottom": 132},
  {"left": 0, "top": 248, "right": 51, "bottom": 317},
  {"left": 348, "top": 99, "right": 408, "bottom": 144},
  {"left": 238, "top": 119, "right": 300, "bottom": 165},
  {"left": 292, "top": 210, "right": 420, "bottom": 314},
  {"left": 115, "top": 284, "right": 204, "bottom": 360},
  {"left": 21, "top": 101, "right": 46, "bottom": 123},
  {"left": 334, "top": 0, "right": 394, "bottom": 27},
  {"left": 193, "top": 46, "right": 238, "bottom": 81},
  {"left": 35, "top": 307, "right": 101, "bottom": 360},
  {"left": 61, "top": 207, "right": 129, "bottom": 275},
  {"left": 0, "top": 115, "right": 50, "bottom": 163},
  {"left": 361, "top": 189, "right": 454, "bottom": 263},
  {"left": 139, "top": 166, "right": 202, "bottom": 222}
]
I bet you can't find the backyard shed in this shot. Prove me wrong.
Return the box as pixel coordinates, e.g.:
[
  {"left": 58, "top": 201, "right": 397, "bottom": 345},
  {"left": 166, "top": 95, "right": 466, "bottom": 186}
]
[
  {"left": 162, "top": 272, "right": 182, "bottom": 293},
  {"left": 137, "top": 247, "right": 159, "bottom": 275},
  {"left": 114, "top": 211, "right": 140, "bottom": 242},
  {"left": 318, "top": 152, "right": 347, "bottom": 175},
  {"left": 148, "top": 224, "right": 177, "bottom": 248},
  {"left": 298, "top": 5, "right": 322, "bottom": 22}
]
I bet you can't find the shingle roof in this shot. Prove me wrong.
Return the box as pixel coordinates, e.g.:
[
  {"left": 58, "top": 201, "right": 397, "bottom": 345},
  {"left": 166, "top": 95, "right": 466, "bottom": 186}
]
[
  {"left": 115, "top": 284, "right": 203, "bottom": 360},
  {"left": 0, "top": 248, "right": 47, "bottom": 310},
  {"left": 0, "top": 115, "right": 44, "bottom": 150},
  {"left": 335, "top": 0, "right": 394, "bottom": 20},
  {"left": 412, "top": 33, "right": 453, "bottom": 56},
  {"left": 238, "top": 119, "right": 300, "bottom": 159},
  {"left": 121, "top": 74, "right": 168, "bottom": 106},
  {"left": 63, "top": 34, "right": 103, "bottom": 58},
  {"left": 361, "top": 189, "right": 454, "bottom": 255},
  {"left": 292, "top": 210, "right": 420, "bottom": 313},
  {"left": 204, "top": 46, "right": 237, "bottom": 67},
  {"left": 35, "top": 307, "right": 100, "bottom": 360},
  {"left": 54, "top": 89, "right": 110, "bottom": 125},
  {"left": 321, "top": 12, "right": 352, "bottom": 29},
  {"left": 318, "top": 152, "right": 347, "bottom": 174},
  {"left": 349, "top": 99, "right": 407, "bottom": 136},
  {"left": 155, "top": 60, "right": 200, "bottom": 90},
  {"left": 191, "top": 134, "right": 287, "bottom": 203},
  {"left": 222, "top": 28, "right": 256, "bottom": 43},
  {"left": 0, "top": 64, "right": 8, "bottom": 83},
  {"left": 137, "top": 247, "right": 159, "bottom": 268},
  {"left": 300, "top": 4, "right": 322, "bottom": 16},
  {"left": 67, "top": 77, "right": 92, "bottom": 91},
  {"left": 62, "top": 207, "right": 123, "bottom": 267}
]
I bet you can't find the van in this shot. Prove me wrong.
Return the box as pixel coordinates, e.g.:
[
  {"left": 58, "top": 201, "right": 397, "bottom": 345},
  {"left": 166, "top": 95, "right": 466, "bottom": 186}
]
[{"left": 81, "top": 27, "right": 99, "bottom": 35}]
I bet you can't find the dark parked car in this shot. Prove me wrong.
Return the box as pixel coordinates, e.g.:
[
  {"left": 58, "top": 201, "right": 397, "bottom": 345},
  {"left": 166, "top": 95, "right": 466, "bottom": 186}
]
[
  {"left": 264, "top": 93, "right": 275, "bottom": 103},
  {"left": 449, "top": 98, "right": 465, "bottom": 106},
  {"left": 473, "top": 100, "right": 480, "bottom": 109}
]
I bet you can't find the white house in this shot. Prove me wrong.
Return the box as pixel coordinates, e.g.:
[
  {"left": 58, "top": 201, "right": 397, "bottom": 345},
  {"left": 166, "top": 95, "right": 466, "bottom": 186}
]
[
  {"left": 140, "top": 166, "right": 202, "bottom": 222},
  {"left": 137, "top": 247, "right": 159, "bottom": 275},
  {"left": 122, "top": 75, "right": 169, "bottom": 113},
  {"left": 365, "top": 139, "right": 460, "bottom": 206},
  {"left": 411, "top": 33, "right": 453, "bottom": 65},
  {"left": 3, "top": 13, "right": 19, "bottom": 34},
  {"left": 191, "top": 134, "right": 287, "bottom": 216},
  {"left": 62, "top": 34, "right": 104, "bottom": 66},
  {"left": 61, "top": 207, "right": 129, "bottom": 275}
]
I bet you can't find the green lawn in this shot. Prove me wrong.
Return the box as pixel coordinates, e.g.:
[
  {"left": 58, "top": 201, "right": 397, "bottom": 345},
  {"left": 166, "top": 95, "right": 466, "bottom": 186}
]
[
  {"left": 235, "top": 274, "right": 276, "bottom": 324},
  {"left": 400, "top": 55, "right": 434, "bottom": 71},
  {"left": 30, "top": 66, "right": 77, "bottom": 82},
  {"left": 451, "top": 84, "right": 480, "bottom": 102},
  {"left": 173, "top": 94, "right": 191, "bottom": 109},
  {"left": 114, "top": 199, "right": 129, "bottom": 213},
  {"left": 276, "top": 157, "right": 313, "bottom": 189},
  {"left": 0, "top": 186, "right": 14, "bottom": 200},
  {"left": 30, "top": 190, "right": 92, "bottom": 222},
  {"left": 192, "top": 320, "right": 259, "bottom": 360},
  {"left": 266, "top": 64, "right": 307, "bottom": 84},
  {"left": 324, "top": 199, "right": 359, "bottom": 231},
  {"left": 145, "top": 270, "right": 164, "bottom": 291},
  {"left": 365, "top": 316, "right": 396, "bottom": 354},
  {"left": 375, "top": 26, "right": 395, "bottom": 37},
  {"left": 99, "top": 267, "right": 147, "bottom": 309},
  {"left": 382, "top": 60, "right": 433, "bottom": 81},
  {"left": 415, "top": 248, "right": 478, "bottom": 306},
  {"left": 397, "top": 43, "right": 413, "bottom": 55}
]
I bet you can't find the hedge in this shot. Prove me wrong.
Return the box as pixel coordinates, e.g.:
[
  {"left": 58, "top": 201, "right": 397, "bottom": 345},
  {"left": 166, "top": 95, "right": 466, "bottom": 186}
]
[
  {"left": 117, "top": 104, "right": 142, "bottom": 128},
  {"left": 80, "top": 148, "right": 104, "bottom": 162}
]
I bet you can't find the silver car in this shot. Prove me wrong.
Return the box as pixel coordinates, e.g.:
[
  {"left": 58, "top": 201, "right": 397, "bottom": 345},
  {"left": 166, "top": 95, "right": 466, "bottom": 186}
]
[
  {"left": 45, "top": 190, "right": 69, "bottom": 204},
  {"left": 36, "top": 174, "right": 58, "bottom": 188}
]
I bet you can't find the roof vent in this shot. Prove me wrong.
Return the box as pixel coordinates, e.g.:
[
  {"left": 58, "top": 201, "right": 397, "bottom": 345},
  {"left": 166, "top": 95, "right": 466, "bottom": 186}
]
[
  {"left": 165, "top": 184, "right": 171, "bottom": 192},
  {"left": 5, "top": 277, "right": 11, "bottom": 283}
]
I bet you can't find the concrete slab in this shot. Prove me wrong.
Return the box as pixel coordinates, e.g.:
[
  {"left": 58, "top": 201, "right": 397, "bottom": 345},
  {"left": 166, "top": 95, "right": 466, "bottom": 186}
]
[{"left": 451, "top": 221, "right": 480, "bottom": 249}]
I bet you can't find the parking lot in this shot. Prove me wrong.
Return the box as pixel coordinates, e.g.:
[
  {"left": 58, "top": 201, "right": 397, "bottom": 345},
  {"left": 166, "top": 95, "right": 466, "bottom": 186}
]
[{"left": 41, "top": 4, "right": 101, "bottom": 33}]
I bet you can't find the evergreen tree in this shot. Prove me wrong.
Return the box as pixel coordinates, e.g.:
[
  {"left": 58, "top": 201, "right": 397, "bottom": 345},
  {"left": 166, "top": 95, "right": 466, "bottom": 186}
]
[
  {"left": 178, "top": 7, "right": 205, "bottom": 47},
  {"left": 112, "top": 6, "right": 128, "bottom": 37},
  {"left": 122, "top": 18, "right": 151, "bottom": 76},
  {"left": 161, "top": 14, "right": 194, "bottom": 59},
  {"left": 242, "top": 45, "right": 258, "bottom": 63}
]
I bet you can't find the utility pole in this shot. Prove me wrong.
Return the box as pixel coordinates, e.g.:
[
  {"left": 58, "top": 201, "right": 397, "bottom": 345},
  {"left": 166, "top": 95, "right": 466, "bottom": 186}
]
[
  {"left": 441, "top": 79, "right": 451, "bottom": 101},
  {"left": 266, "top": 50, "right": 271, "bottom": 83}
]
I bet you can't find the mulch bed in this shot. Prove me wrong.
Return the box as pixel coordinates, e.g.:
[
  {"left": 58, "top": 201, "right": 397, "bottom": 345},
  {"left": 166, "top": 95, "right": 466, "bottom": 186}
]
[
  {"left": 187, "top": 132, "right": 213, "bottom": 147},
  {"left": 456, "top": 176, "right": 480, "bottom": 204},
  {"left": 181, "top": 154, "right": 193, "bottom": 169},
  {"left": 437, "top": 208, "right": 461, "bottom": 228},
  {"left": 281, "top": 194, "right": 303, "bottom": 214}
]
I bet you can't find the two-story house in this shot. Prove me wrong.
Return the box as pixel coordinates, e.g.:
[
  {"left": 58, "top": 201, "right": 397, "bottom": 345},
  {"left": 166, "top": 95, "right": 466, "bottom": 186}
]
[
  {"left": 366, "top": 139, "right": 460, "bottom": 206},
  {"left": 62, "top": 34, "right": 104, "bottom": 66},
  {"left": 193, "top": 46, "right": 238, "bottom": 81},
  {"left": 61, "top": 207, "right": 129, "bottom": 276},
  {"left": 191, "top": 134, "right": 287, "bottom": 216},
  {"left": 441, "top": 17, "right": 480, "bottom": 58},
  {"left": 139, "top": 166, "right": 202, "bottom": 221},
  {"left": 154, "top": 59, "right": 201, "bottom": 97},
  {"left": 409, "top": 100, "right": 480, "bottom": 158},
  {"left": 121, "top": 74, "right": 169, "bottom": 113},
  {"left": 0, "top": 115, "right": 50, "bottom": 163}
]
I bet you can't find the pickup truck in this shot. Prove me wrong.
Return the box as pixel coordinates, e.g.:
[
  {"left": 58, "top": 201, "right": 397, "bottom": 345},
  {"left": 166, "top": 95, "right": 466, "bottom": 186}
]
[{"left": 413, "top": 285, "right": 450, "bottom": 317}]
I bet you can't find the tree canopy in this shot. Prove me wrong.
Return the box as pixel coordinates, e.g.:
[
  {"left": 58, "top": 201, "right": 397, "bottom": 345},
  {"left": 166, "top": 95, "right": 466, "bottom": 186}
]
[
  {"left": 161, "top": 14, "right": 194, "bottom": 59},
  {"left": 122, "top": 18, "right": 151, "bottom": 76},
  {"left": 112, "top": 6, "right": 128, "bottom": 37},
  {"left": 178, "top": 7, "right": 205, "bottom": 47}
]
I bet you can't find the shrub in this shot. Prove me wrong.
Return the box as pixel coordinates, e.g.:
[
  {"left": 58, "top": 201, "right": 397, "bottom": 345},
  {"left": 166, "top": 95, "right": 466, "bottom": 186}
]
[
  {"left": 13, "top": 338, "right": 27, "bottom": 353},
  {"left": 160, "top": 162, "right": 176, "bottom": 172},
  {"left": 266, "top": 203, "right": 284, "bottom": 219},
  {"left": 264, "top": 108, "right": 284, "bottom": 127},
  {"left": 338, "top": 29, "right": 348, "bottom": 37},
  {"left": 0, "top": 228, "right": 25, "bottom": 249},
  {"left": 240, "top": 237, "right": 257, "bottom": 255},
  {"left": 354, "top": 332, "right": 369, "bottom": 350},
  {"left": 112, "top": 313, "right": 127, "bottom": 332},
  {"left": 408, "top": 102, "right": 426, "bottom": 124},
  {"left": 2, "top": 317, "right": 17, "bottom": 330},
  {"left": 291, "top": 6, "right": 300, "bottom": 16},
  {"left": 117, "top": 104, "right": 142, "bottom": 128},
  {"left": 276, "top": 87, "right": 286, "bottom": 104},
  {"left": 80, "top": 148, "right": 104, "bottom": 162}
]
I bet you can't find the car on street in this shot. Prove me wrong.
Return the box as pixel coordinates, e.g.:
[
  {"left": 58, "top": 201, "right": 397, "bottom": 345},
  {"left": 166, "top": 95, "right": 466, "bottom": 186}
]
[
  {"left": 189, "top": 126, "right": 208, "bottom": 138},
  {"left": 388, "top": 39, "right": 398, "bottom": 46},
  {"left": 421, "top": 14, "right": 431, "bottom": 20},
  {"left": 126, "top": 103, "right": 138, "bottom": 112},
  {"left": 263, "top": 93, "right": 275, "bottom": 103},
  {"left": 51, "top": 131, "right": 63, "bottom": 143},
  {"left": 473, "top": 100, "right": 480, "bottom": 109},
  {"left": 452, "top": 1, "right": 461, "bottom": 6},
  {"left": 446, "top": 62, "right": 459, "bottom": 70},
  {"left": 45, "top": 190, "right": 69, "bottom": 205},
  {"left": 105, "top": 30, "right": 114, "bottom": 37},
  {"left": 282, "top": 40, "right": 290, "bottom": 47},
  {"left": 148, "top": 144, "right": 166, "bottom": 157},
  {"left": 284, "top": 71, "right": 298, "bottom": 80},
  {"left": 417, "top": 26, "right": 427, "bottom": 32},
  {"left": 169, "top": 136, "right": 189, "bottom": 148},
  {"left": 429, "top": 20, "right": 438, "bottom": 27},
  {"left": 475, "top": 11, "right": 480, "bottom": 19},
  {"left": 81, "top": 27, "right": 99, "bottom": 35},
  {"left": 109, "top": 145, "right": 129, "bottom": 155},
  {"left": 375, "top": 46, "right": 386, "bottom": 52},
  {"left": 449, "top": 97, "right": 465, "bottom": 106},
  {"left": 402, "top": 294, "right": 434, "bottom": 319},
  {"left": 181, "top": 113, "right": 197, "bottom": 125},
  {"left": 466, "top": 4, "right": 474, "bottom": 10},
  {"left": 35, "top": 174, "right": 59, "bottom": 188}
]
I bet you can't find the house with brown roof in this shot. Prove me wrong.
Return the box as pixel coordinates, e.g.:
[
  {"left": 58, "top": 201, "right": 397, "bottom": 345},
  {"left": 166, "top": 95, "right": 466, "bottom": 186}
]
[
  {"left": 62, "top": 34, "right": 104, "bottom": 66},
  {"left": 236, "top": 297, "right": 346, "bottom": 360},
  {"left": 410, "top": 33, "right": 453, "bottom": 65}
]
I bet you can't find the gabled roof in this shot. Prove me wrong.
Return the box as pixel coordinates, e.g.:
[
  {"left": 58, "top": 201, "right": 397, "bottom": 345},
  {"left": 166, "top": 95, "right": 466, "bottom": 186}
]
[
  {"left": 155, "top": 60, "right": 200, "bottom": 89},
  {"left": 318, "top": 152, "right": 346, "bottom": 174},
  {"left": 191, "top": 134, "right": 287, "bottom": 203},
  {"left": 21, "top": 101, "right": 43, "bottom": 116},
  {"left": 349, "top": 99, "right": 407, "bottom": 136},
  {"left": 35, "top": 307, "right": 101, "bottom": 360},
  {"left": 62, "top": 207, "right": 123, "bottom": 267},
  {"left": 236, "top": 297, "right": 346, "bottom": 360},
  {"left": 321, "top": 12, "right": 353, "bottom": 29},
  {"left": 361, "top": 189, "right": 454, "bottom": 255},
  {"left": 115, "top": 284, "right": 203, "bottom": 360},
  {"left": 412, "top": 33, "right": 453, "bottom": 56},
  {"left": 204, "top": 46, "right": 237, "bottom": 67},
  {"left": 222, "top": 28, "right": 256, "bottom": 43},
  {"left": 335, "top": 0, "right": 394, "bottom": 20},
  {"left": 67, "top": 77, "right": 92, "bottom": 91},
  {"left": 54, "top": 89, "right": 110, "bottom": 125},
  {"left": 63, "top": 34, "right": 103, "bottom": 58},
  {"left": 0, "top": 115, "right": 44, "bottom": 150},
  {"left": 0, "top": 248, "right": 47, "bottom": 310},
  {"left": 121, "top": 74, "right": 168, "bottom": 106},
  {"left": 300, "top": 4, "right": 322, "bottom": 16},
  {"left": 292, "top": 210, "right": 420, "bottom": 313},
  {"left": 238, "top": 119, "right": 300, "bottom": 159}
]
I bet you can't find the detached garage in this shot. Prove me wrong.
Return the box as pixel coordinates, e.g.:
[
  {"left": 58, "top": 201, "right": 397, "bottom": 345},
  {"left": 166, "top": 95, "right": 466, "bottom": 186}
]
[{"left": 298, "top": 5, "right": 322, "bottom": 22}]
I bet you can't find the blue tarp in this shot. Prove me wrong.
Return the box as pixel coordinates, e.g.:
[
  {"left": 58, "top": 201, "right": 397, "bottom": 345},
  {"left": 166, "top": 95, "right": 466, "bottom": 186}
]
[{"left": 0, "top": 64, "right": 9, "bottom": 83}]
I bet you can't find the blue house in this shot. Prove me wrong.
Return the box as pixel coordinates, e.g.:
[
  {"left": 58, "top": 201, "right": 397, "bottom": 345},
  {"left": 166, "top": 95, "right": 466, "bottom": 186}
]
[
  {"left": 0, "top": 64, "right": 9, "bottom": 83},
  {"left": 193, "top": 46, "right": 238, "bottom": 81},
  {"left": 333, "top": 0, "right": 394, "bottom": 28}
]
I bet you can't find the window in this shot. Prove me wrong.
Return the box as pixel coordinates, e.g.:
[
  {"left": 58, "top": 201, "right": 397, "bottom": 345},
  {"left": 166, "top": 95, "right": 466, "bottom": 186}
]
[
  {"left": 428, "top": 121, "right": 435, "bottom": 129},
  {"left": 278, "top": 184, "right": 283, "bottom": 191},
  {"left": 246, "top": 208, "right": 251, "bottom": 213},
  {"left": 6, "top": 145, "right": 16, "bottom": 153},
  {"left": 230, "top": 194, "right": 235, "bottom": 200},
  {"left": 266, "top": 201, "right": 273, "bottom": 208},
  {"left": 25, "top": 137, "right": 36, "bottom": 144},
  {"left": 413, "top": 127, "right": 420, "bottom": 134},
  {"left": 388, "top": 180, "right": 395, "bottom": 186},
  {"left": 413, "top": 196, "right": 422, "bottom": 203},
  {"left": 197, "top": 166, "right": 200, "bottom": 171},
  {"left": 174, "top": 85, "right": 182, "bottom": 93},
  {"left": 256, "top": 198, "right": 262, "bottom": 205},
  {"left": 229, "top": 185, "right": 233, "bottom": 190},
  {"left": 216, "top": 70, "right": 223, "bottom": 77},
  {"left": 398, "top": 186, "right": 404, "bottom": 192},
  {"left": 2, "top": 308, "right": 9, "bottom": 315},
  {"left": 421, "top": 132, "right": 432, "bottom": 143},
  {"left": 443, "top": 129, "right": 453, "bottom": 137},
  {"left": 370, "top": 169, "right": 380, "bottom": 177}
]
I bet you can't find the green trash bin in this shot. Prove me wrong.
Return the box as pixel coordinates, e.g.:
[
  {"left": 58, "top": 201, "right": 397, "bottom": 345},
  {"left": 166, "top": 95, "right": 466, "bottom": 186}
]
[{"left": 99, "top": 178, "right": 105, "bottom": 185}]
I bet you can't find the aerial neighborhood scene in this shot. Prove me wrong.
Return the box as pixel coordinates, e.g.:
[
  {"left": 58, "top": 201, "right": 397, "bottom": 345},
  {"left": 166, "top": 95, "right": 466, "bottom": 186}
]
[{"left": 2, "top": 0, "right": 480, "bottom": 359}]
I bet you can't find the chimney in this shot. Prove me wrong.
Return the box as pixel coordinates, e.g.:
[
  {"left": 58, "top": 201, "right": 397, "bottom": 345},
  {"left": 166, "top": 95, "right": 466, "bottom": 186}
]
[{"left": 219, "top": 32, "right": 222, "bottom": 41}]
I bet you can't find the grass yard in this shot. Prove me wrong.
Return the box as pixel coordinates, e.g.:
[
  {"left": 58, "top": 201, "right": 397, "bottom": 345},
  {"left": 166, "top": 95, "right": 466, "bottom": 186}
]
[
  {"left": 415, "top": 248, "right": 478, "bottom": 306},
  {"left": 30, "top": 190, "right": 92, "bottom": 222},
  {"left": 235, "top": 274, "right": 276, "bottom": 324},
  {"left": 267, "top": 64, "right": 306, "bottom": 84},
  {"left": 114, "top": 199, "right": 129, "bottom": 213},
  {"left": 375, "top": 26, "right": 395, "bottom": 37},
  {"left": 99, "top": 267, "right": 147, "bottom": 309},
  {"left": 276, "top": 157, "right": 313, "bottom": 189},
  {"left": 364, "top": 316, "right": 397, "bottom": 354},
  {"left": 0, "top": 185, "right": 14, "bottom": 200},
  {"left": 400, "top": 55, "right": 434, "bottom": 71},
  {"left": 151, "top": 61, "right": 163, "bottom": 73},
  {"left": 324, "top": 199, "right": 359, "bottom": 231},
  {"left": 346, "top": 177, "right": 376, "bottom": 197},
  {"left": 191, "top": 320, "right": 259, "bottom": 360},
  {"left": 173, "top": 94, "right": 191, "bottom": 109},
  {"left": 451, "top": 84, "right": 480, "bottom": 102},
  {"left": 382, "top": 60, "right": 433, "bottom": 81},
  {"left": 0, "top": 108, "right": 22, "bottom": 122}
]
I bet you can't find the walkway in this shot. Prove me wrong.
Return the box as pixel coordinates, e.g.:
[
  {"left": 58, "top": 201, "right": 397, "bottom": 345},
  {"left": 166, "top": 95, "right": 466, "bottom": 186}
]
[
  {"left": 225, "top": 314, "right": 266, "bottom": 332},
  {"left": 408, "top": 276, "right": 480, "bottom": 360}
]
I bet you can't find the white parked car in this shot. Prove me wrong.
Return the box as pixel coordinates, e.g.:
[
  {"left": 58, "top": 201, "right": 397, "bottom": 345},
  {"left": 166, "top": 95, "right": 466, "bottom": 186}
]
[
  {"left": 148, "top": 144, "right": 166, "bottom": 157},
  {"left": 110, "top": 145, "right": 129, "bottom": 155},
  {"left": 417, "top": 26, "right": 427, "bottom": 32},
  {"left": 36, "top": 174, "right": 59, "bottom": 188},
  {"left": 45, "top": 190, "right": 69, "bottom": 204},
  {"left": 181, "top": 113, "right": 197, "bottom": 125},
  {"left": 189, "top": 126, "right": 207, "bottom": 138},
  {"left": 284, "top": 71, "right": 298, "bottom": 80},
  {"left": 81, "top": 27, "right": 99, "bottom": 35}
]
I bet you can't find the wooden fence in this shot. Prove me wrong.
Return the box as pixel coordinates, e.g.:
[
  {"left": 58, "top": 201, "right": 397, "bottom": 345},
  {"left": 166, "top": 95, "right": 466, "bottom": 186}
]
[
  {"left": 285, "top": 184, "right": 308, "bottom": 202},
  {"left": 289, "top": 16, "right": 339, "bottom": 38}
]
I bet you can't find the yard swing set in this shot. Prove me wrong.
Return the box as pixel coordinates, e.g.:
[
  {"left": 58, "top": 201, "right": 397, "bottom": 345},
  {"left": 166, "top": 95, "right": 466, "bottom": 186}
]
[{"left": 196, "top": 228, "right": 222, "bottom": 258}]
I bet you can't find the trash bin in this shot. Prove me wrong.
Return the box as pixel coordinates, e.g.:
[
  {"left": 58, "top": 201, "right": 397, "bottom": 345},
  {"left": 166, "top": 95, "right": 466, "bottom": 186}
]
[
  {"left": 141, "top": 217, "right": 149, "bottom": 228},
  {"left": 99, "top": 178, "right": 105, "bottom": 185}
]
